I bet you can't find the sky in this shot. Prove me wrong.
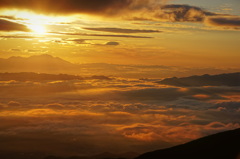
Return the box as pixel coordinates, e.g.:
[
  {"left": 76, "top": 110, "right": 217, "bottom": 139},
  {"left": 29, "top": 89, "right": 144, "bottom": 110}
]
[
  {"left": 0, "top": 0, "right": 239, "bottom": 68},
  {"left": 0, "top": 0, "right": 240, "bottom": 158}
]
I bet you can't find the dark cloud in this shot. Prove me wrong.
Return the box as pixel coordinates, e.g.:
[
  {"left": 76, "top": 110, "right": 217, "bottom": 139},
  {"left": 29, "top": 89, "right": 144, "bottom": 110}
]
[
  {"left": 121, "top": 3, "right": 218, "bottom": 22},
  {"left": 0, "top": 0, "right": 133, "bottom": 15},
  {"left": 0, "top": 0, "right": 215, "bottom": 24},
  {"left": 50, "top": 32, "right": 153, "bottom": 38},
  {"left": 0, "top": 0, "right": 165, "bottom": 16},
  {"left": 136, "top": 4, "right": 240, "bottom": 29},
  {"left": 156, "top": 4, "right": 217, "bottom": 22},
  {"left": 125, "top": 3, "right": 240, "bottom": 29},
  {"left": 106, "top": 41, "right": 119, "bottom": 46},
  {"left": 205, "top": 16, "right": 240, "bottom": 28},
  {"left": 83, "top": 27, "right": 161, "bottom": 33},
  {"left": 0, "top": 19, "right": 30, "bottom": 32}
]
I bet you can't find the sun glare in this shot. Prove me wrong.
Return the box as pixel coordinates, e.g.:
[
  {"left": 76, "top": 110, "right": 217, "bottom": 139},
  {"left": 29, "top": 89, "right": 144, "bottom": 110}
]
[
  {"left": 0, "top": 10, "right": 75, "bottom": 35},
  {"left": 28, "top": 24, "right": 46, "bottom": 34}
]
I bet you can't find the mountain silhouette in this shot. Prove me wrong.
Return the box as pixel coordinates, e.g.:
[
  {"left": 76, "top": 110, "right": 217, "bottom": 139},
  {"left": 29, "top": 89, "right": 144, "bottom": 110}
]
[
  {"left": 135, "top": 128, "right": 240, "bottom": 159},
  {"left": 0, "top": 54, "right": 76, "bottom": 74},
  {"left": 1, "top": 54, "right": 239, "bottom": 78},
  {"left": 157, "top": 72, "right": 240, "bottom": 86}
]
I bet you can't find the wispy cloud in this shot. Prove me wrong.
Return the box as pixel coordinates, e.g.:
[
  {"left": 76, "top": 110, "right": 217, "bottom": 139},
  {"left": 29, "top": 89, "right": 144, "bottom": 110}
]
[
  {"left": 50, "top": 32, "right": 153, "bottom": 38},
  {"left": 83, "top": 27, "right": 161, "bottom": 33}
]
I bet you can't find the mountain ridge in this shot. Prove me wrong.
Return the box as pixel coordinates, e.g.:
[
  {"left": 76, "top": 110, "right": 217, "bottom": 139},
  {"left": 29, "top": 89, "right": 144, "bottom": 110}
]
[
  {"left": 1, "top": 54, "right": 240, "bottom": 78},
  {"left": 157, "top": 72, "right": 240, "bottom": 86},
  {"left": 135, "top": 128, "right": 240, "bottom": 159}
]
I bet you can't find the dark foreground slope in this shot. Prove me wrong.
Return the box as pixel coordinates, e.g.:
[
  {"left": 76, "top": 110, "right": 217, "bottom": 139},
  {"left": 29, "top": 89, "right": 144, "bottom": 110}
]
[{"left": 136, "top": 128, "right": 240, "bottom": 159}]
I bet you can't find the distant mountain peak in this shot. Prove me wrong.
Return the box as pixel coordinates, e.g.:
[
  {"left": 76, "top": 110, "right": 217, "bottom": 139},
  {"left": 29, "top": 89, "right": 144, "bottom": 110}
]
[
  {"left": 7, "top": 56, "right": 24, "bottom": 60},
  {"left": 0, "top": 54, "right": 76, "bottom": 74},
  {"left": 7, "top": 54, "right": 68, "bottom": 62}
]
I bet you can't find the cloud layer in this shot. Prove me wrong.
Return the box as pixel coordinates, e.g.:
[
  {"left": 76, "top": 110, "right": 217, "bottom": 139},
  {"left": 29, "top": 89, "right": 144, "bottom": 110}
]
[{"left": 0, "top": 74, "right": 239, "bottom": 156}]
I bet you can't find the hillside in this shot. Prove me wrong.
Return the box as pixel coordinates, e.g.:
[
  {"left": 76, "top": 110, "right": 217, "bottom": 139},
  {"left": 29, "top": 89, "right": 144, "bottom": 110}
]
[{"left": 135, "top": 128, "right": 240, "bottom": 159}]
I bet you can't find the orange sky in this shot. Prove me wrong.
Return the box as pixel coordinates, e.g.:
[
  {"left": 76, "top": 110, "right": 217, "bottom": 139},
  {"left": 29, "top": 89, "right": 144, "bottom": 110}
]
[
  {"left": 0, "top": 0, "right": 239, "bottom": 68},
  {"left": 0, "top": 1, "right": 240, "bottom": 157}
]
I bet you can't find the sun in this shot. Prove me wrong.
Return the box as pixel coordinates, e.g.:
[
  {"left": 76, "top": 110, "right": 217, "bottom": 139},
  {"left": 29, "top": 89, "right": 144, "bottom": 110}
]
[
  {"left": 28, "top": 24, "right": 46, "bottom": 34},
  {"left": 1, "top": 10, "right": 75, "bottom": 35}
]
